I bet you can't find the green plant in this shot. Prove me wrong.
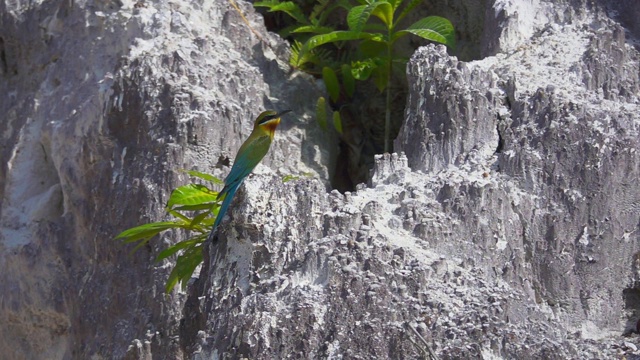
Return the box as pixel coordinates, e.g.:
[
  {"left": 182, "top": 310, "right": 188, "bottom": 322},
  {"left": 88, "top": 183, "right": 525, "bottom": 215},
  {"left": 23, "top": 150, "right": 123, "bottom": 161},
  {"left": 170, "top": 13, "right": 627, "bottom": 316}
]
[
  {"left": 115, "top": 170, "right": 222, "bottom": 293},
  {"left": 254, "top": 0, "right": 345, "bottom": 73},
  {"left": 301, "top": 0, "right": 455, "bottom": 152},
  {"left": 256, "top": 0, "right": 455, "bottom": 191},
  {"left": 255, "top": 1, "right": 349, "bottom": 135},
  {"left": 316, "top": 95, "right": 344, "bottom": 135},
  {"left": 256, "top": 0, "right": 454, "bottom": 155},
  {"left": 115, "top": 170, "right": 310, "bottom": 292},
  {"left": 282, "top": 171, "right": 314, "bottom": 182}
]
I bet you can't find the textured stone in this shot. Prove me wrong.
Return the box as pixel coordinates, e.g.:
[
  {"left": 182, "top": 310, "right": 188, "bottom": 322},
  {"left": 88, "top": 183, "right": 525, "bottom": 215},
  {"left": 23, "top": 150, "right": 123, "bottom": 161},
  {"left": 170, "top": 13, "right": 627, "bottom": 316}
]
[
  {"left": 0, "top": 0, "right": 323, "bottom": 358},
  {"left": 193, "top": 1, "right": 640, "bottom": 359},
  {"left": 2, "top": 0, "right": 640, "bottom": 359}
]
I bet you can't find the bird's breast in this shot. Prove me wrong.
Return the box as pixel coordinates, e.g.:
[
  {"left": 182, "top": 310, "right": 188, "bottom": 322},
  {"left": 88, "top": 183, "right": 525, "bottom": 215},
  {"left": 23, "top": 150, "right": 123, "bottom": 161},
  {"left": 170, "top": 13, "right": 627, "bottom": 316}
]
[{"left": 263, "top": 120, "right": 280, "bottom": 138}]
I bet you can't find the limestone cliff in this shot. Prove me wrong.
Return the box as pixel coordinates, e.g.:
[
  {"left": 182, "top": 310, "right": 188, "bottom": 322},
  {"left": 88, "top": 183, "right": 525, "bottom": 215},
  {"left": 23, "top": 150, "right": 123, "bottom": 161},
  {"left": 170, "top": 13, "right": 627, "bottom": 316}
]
[{"left": 1, "top": 0, "right": 639, "bottom": 359}]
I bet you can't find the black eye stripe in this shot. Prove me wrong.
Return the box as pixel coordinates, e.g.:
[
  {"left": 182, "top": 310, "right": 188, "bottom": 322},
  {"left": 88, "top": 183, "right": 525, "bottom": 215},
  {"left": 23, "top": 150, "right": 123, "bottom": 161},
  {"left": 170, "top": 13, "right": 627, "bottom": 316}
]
[{"left": 259, "top": 115, "right": 276, "bottom": 124}]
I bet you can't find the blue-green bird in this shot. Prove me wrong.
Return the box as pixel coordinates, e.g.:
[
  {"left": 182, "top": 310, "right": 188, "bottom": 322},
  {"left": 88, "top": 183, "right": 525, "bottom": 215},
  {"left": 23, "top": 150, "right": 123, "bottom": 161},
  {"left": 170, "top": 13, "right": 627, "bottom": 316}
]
[{"left": 208, "top": 109, "right": 291, "bottom": 241}]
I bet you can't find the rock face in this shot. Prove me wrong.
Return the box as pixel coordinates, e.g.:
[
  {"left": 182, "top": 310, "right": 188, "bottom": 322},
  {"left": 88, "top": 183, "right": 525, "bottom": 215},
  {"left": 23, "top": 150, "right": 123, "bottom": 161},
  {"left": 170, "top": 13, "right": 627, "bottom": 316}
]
[
  {"left": 398, "top": 0, "right": 640, "bottom": 336},
  {"left": 1, "top": 0, "right": 640, "bottom": 360},
  {"left": 0, "top": 0, "right": 324, "bottom": 359},
  {"left": 194, "top": 1, "right": 640, "bottom": 359}
]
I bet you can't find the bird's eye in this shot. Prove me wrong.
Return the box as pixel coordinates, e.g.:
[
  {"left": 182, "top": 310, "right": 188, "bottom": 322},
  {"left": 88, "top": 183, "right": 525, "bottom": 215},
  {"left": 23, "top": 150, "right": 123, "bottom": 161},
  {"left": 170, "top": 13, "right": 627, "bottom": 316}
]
[{"left": 258, "top": 115, "right": 275, "bottom": 125}]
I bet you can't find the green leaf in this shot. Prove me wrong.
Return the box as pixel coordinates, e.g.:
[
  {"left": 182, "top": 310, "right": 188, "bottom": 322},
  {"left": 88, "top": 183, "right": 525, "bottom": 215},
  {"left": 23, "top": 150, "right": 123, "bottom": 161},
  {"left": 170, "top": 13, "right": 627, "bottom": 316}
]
[
  {"left": 362, "top": 23, "right": 388, "bottom": 33},
  {"left": 282, "top": 174, "right": 300, "bottom": 183},
  {"left": 395, "top": 0, "right": 422, "bottom": 24},
  {"left": 303, "top": 31, "right": 373, "bottom": 53},
  {"left": 253, "top": 0, "right": 278, "bottom": 8},
  {"left": 310, "top": 0, "right": 332, "bottom": 22},
  {"left": 290, "top": 25, "right": 335, "bottom": 34},
  {"left": 310, "top": 0, "right": 353, "bottom": 26},
  {"left": 173, "top": 203, "right": 217, "bottom": 212},
  {"left": 115, "top": 221, "right": 181, "bottom": 243},
  {"left": 322, "top": 67, "right": 340, "bottom": 103},
  {"left": 396, "top": 16, "right": 456, "bottom": 49},
  {"left": 167, "top": 184, "right": 218, "bottom": 209},
  {"left": 341, "top": 64, "right": 355, "bottom": 98},
  {"left": 316, "top": 97, "right": 328, "bottom": 131},
  {"left": 165, "top": 244, "right": 204, "bottom": 293},
  {"left": 359, "top": 39, "right": 387, "bottom": 57},
  {"left": 254, "top": 1, "right": 308, "bottom": 25},
  {"left": 291, "top": 39, "right": 334, "bottom": 70},
  {"left": 371, "top": 2, "right": 393, "bottom": 27},
  {"left": 198, "top": 217, "right": 215, "bottom": 226},
  {"left": 129, "top": 237, "right": 151, "bottom": 255},
  {"left": 372, "top": 59, "right": 390, "bottom": 92},
  {"left": 289, "top": 40, "right": 306, "bottom": 68},
  {"left": 156, "top": 235, "right": 206, "bottom": 262},
  {"left": 190, "top": 211, "right": 212, "bottom": 227},
  {"left": 312, "top": 48, "right": 335, "bottom": 67},
  {"left": 277, "top": 25, "right": 295, "bottom": 39},
  {"left": 184, "top": 170, "right": 223, "bottom": 185},
  {"left": 388, "top": 0, "right": 403, "bottom": 11},
  {"left": 351, "top": 59, "right": 377, "bottom": 80},
  {"left": 347, "top": 4, "right": 370, "bottom": 32},
  {"left": 332, "top": 111, "right": 343, "bottom": 134},
  {"left": 348, "top": 2, "right": 393, "bottom": 32},
  {"left": 167, "top": 209, "right": 191, "bottom": 223}
]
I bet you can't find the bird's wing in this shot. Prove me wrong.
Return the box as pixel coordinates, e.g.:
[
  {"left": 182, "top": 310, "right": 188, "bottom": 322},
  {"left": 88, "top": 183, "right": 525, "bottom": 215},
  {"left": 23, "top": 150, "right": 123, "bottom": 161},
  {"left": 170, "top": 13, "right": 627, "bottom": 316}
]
[
  {"left": 210, "top": 135, "right": 271, "bottom": 235},
  {"left": 218, "top": 135, "right": 271, "bottom": 201}
]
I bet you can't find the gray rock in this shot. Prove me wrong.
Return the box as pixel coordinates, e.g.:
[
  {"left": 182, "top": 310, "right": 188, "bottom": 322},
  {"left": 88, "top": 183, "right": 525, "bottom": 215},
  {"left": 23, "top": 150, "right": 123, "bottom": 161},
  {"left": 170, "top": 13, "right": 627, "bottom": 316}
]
[
  {"left": 193, "top": 1, "right": 640, "bottom": 359},
  {"left": 0, "top": 0, "right": 323, "bottom": 359},
  {"left": 2, "top": 0, "right": 640, "bottom": 359},
  {"left": 624, "top": 341, "right": 638, "bottom": 352}
]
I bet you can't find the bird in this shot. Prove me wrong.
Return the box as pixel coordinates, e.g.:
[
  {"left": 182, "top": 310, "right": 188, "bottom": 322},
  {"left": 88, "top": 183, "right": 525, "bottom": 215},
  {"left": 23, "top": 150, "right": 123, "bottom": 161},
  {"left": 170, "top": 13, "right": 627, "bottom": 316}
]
[{"left": 207, "top": 109, "right": 291, "bottom": 242}]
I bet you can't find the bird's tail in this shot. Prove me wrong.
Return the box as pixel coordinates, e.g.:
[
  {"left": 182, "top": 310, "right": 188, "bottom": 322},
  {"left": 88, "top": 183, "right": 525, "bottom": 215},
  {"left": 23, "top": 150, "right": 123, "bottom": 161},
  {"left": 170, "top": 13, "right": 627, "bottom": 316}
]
[{"left": 206, "top": 183, "right": 241, "bottom": 243}]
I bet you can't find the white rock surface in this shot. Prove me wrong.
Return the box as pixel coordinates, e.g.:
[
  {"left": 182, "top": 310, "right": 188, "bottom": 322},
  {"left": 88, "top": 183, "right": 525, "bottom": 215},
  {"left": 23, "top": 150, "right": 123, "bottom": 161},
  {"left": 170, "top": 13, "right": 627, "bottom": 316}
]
[
  {"left": 0, "top": 0, "right": 323, "bottom": 358},
  {"left": 1, "top": 0, "right": 640, "bottom": 359}
]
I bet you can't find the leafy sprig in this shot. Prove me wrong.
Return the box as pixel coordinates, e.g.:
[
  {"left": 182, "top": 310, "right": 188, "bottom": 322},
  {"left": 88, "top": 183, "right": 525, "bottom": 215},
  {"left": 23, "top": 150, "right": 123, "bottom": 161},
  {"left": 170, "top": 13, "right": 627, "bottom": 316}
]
[
  {"left": 115, "top": 170, "right": 308, "bottom": 293},
  {"left": 115, "top": 170, "right": 221, "bottom": 293},
  {"left": 301, "top": 0, "right": 455, "bottom": 152},
  {"left": 256, "top": 0, "right": 455, "bottom": 153}
]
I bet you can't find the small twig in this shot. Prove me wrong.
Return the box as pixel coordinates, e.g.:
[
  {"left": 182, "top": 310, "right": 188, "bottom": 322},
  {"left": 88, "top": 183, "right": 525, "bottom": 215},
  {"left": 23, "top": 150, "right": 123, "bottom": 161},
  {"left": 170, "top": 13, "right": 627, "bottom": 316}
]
[
  {"left": 227, "top": 0, "right": 271, "bottom": 49},
  {"left": 404, "top": 322, "right": 440, "bottom": 360},
  {"left": 405, "top": 333, "right": 428, "bottom": 360}
]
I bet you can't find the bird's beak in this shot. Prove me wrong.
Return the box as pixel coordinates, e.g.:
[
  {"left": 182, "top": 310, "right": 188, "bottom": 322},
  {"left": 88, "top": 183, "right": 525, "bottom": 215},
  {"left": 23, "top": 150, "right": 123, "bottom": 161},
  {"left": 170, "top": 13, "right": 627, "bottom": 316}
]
[{"left": 276, "top": 110, "right": 292, "bottom": 118}]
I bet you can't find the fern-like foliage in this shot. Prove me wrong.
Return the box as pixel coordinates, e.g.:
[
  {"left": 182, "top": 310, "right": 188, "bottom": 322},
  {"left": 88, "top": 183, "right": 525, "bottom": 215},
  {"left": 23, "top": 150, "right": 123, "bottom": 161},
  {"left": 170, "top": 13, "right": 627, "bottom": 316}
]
[{"left": 290, "top": 40, "right": 334, "bottom": 72}]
